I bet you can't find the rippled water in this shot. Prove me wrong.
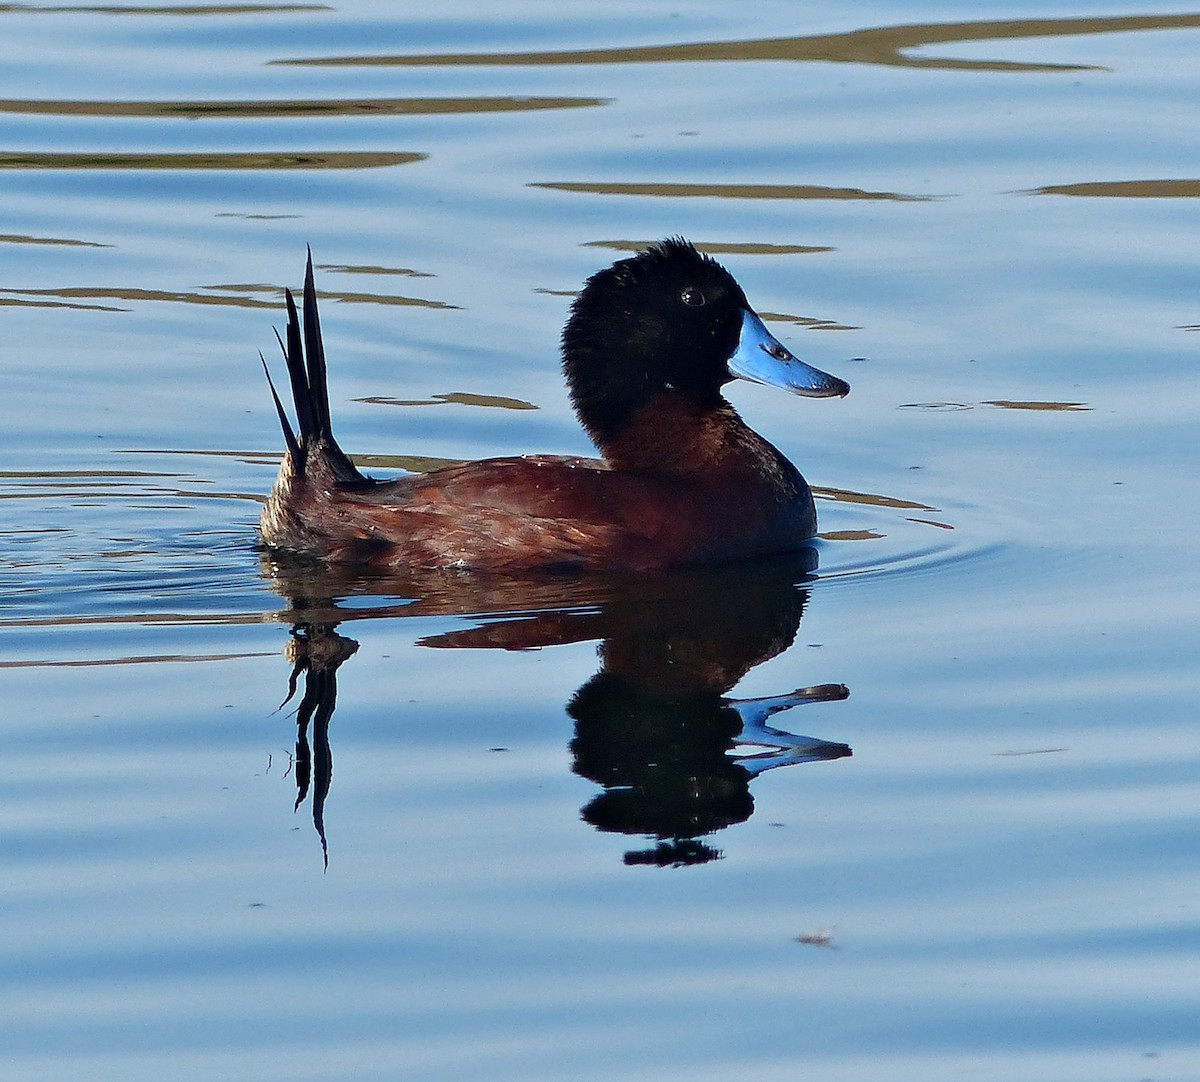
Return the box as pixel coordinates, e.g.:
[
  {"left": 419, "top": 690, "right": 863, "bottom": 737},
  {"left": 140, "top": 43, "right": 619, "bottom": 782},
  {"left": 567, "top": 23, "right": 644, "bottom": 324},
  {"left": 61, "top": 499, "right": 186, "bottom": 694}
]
[{"left": 3, "top": 3, "right": 1200, "bottom": 1080}]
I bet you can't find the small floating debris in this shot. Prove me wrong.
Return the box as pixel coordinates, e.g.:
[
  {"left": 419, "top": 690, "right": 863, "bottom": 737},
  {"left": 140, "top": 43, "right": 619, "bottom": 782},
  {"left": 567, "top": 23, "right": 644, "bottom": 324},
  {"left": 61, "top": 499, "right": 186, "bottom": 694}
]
[{"left": 794, "top": 927, "right": 837, "bottom": 948}]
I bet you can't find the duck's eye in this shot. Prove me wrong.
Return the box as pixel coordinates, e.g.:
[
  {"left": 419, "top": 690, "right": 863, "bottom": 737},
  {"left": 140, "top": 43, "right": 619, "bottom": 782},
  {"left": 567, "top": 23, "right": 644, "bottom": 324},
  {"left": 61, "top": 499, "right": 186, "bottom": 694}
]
[{"left": 680, "top": 286, "right": 705, "bottom": 308}]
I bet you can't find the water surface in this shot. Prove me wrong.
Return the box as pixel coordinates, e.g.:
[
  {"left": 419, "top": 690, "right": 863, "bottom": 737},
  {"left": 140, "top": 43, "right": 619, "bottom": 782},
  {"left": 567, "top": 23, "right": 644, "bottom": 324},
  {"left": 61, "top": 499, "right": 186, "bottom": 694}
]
[{"left": 2, "top": 3, "right": 1199, "bottom": 1080}]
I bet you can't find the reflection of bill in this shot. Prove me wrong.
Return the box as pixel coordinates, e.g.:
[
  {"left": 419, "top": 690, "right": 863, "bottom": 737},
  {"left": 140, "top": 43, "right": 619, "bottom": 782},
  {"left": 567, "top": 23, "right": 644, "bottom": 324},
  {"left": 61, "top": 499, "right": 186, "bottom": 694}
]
[
  {"left": 571, "top": 679, "right": 849, "bottom": 868},
  {"left": 269, "top": 550, "right": 850, "bottom": 868}
]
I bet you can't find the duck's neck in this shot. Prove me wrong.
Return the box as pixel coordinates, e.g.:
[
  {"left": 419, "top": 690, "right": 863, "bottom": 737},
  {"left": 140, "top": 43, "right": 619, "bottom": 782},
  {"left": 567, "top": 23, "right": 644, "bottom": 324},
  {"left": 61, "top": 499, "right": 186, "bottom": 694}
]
[{"left": 598, "top": 394, "right": 800, "bottom": 486}]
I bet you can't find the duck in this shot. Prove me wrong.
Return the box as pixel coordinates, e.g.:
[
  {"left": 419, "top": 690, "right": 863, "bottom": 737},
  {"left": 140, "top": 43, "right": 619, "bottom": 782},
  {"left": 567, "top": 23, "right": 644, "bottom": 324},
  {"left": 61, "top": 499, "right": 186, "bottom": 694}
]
[{"left": 259, "top": 238, "right": 848, "bottom": 572}]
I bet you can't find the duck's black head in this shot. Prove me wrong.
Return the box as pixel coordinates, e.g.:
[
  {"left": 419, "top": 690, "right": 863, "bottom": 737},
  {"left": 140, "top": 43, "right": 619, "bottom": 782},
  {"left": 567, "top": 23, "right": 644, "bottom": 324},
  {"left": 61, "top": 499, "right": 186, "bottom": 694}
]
[{"left": 562, "top": 238, "right": 848, "bottom": 452}]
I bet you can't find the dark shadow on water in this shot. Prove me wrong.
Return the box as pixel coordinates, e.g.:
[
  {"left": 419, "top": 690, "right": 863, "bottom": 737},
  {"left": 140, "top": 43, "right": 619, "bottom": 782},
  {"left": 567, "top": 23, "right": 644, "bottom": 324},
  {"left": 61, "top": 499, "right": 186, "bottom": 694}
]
[{"left": 265, "top": 549, "right": 850, "bottom": 869}]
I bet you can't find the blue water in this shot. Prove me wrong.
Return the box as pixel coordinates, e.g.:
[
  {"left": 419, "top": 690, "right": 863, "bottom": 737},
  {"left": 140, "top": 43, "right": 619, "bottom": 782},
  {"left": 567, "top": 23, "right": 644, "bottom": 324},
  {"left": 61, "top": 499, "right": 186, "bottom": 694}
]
[{"left": 2, "top": 3, "right": 1199, "bottom": 1079}]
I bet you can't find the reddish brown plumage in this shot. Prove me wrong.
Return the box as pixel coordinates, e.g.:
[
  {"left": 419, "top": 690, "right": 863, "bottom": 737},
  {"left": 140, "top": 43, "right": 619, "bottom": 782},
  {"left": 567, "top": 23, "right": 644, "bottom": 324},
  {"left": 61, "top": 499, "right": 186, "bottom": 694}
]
[{"left": 262, "top": 422, "right": 813, "bottom": 572}]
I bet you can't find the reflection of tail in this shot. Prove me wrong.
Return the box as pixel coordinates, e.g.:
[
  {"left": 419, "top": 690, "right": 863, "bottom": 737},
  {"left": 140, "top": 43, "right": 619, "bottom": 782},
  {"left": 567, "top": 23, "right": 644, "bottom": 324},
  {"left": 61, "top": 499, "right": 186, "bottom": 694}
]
[
  {"left": 261, "top": 249, "right": 364, "bottom": 485},
  {"left": 282, "top": 626, "right": 359, "bottom": 870}
]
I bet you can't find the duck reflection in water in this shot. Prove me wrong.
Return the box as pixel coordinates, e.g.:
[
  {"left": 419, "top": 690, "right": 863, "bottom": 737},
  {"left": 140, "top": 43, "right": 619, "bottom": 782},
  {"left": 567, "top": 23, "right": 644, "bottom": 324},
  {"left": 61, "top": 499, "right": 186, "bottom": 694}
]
[{"left": 267, "top": 548, "right": 850, "bottom": 868}]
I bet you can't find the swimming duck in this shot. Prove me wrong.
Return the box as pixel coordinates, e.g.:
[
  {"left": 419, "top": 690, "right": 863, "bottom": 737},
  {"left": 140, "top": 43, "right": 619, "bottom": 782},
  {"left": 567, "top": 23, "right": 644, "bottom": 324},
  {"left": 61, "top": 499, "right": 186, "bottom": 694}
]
[{"left": 260, "top": 239, "right": 848, "bottom": 572}]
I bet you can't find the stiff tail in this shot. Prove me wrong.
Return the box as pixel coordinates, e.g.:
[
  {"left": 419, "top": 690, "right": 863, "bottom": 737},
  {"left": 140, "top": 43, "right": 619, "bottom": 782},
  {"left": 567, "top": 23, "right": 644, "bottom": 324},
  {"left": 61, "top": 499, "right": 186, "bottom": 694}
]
[{"left": 262, "top": 249, "right": 364, "bottom": 484}]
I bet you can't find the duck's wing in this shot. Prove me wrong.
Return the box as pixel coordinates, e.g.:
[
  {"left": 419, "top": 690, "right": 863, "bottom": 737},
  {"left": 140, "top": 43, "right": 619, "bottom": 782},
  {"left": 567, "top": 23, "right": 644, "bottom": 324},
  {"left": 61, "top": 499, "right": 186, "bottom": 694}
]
[{"left": 333, "top": 455, "right": 690, "bottom": 572}]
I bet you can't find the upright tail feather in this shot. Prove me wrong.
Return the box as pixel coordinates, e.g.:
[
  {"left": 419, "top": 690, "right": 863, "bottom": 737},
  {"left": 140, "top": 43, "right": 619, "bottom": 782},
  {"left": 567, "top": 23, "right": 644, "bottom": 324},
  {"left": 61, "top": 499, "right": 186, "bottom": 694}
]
[{"left": 263, "top": 249, "right": 365, "bottom": 485}]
